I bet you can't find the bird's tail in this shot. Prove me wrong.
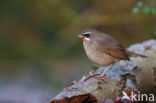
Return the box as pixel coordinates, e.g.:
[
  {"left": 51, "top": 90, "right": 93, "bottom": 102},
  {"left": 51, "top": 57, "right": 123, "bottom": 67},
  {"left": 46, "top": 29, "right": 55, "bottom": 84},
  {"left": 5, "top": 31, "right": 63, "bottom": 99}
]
[{"left": 126, "top": 50, "right": 147, "bottom": 58}]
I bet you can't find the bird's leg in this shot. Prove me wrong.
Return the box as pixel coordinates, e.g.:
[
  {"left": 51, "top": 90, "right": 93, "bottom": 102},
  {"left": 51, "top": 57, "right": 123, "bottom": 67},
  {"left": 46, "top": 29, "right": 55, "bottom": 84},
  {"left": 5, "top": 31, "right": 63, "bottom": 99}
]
[
  {"left": 99, "top": 64, "right": 113, "bottom": 77},
  {"left": 83, "top": 64, "right": 113, "bottom": 81}
]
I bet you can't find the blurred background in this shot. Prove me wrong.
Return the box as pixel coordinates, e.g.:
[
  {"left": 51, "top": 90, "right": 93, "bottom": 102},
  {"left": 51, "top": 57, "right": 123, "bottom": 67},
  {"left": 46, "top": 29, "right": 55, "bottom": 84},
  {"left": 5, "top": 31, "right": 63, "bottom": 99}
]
[{"left": 0, "top": 0, "right": 156, "bottom": 102}]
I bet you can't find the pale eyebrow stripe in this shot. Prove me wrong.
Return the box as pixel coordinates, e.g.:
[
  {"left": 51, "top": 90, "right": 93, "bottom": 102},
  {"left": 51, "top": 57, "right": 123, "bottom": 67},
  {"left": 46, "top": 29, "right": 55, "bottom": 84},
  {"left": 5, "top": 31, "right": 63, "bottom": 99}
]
[{"left": 83, "top": 32, "right": 91, "bottom": 34}]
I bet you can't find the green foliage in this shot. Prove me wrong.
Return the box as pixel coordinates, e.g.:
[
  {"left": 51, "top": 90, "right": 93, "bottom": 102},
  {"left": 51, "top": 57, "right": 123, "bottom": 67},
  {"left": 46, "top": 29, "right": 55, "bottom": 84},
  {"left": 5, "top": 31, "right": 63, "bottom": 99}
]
[{"left": 132, "top": 0, "right": 156, "bottom": 15}]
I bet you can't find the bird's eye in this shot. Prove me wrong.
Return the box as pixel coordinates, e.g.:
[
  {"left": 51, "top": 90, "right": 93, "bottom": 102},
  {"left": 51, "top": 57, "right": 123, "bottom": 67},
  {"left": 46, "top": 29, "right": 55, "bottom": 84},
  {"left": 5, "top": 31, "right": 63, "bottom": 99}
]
[{"left": 82, "top": 33, "right": 90, "bottom": 38}]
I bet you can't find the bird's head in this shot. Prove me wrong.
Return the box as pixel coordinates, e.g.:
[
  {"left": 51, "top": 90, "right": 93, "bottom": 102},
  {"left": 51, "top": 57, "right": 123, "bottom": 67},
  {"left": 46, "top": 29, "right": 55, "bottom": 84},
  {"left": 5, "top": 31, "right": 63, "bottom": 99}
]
[
  {"left": 77, "top": 28, "right": 98, "bottom": 45},
  {"left": 77, "top": 32, "right": 91, "bottom": 45}
]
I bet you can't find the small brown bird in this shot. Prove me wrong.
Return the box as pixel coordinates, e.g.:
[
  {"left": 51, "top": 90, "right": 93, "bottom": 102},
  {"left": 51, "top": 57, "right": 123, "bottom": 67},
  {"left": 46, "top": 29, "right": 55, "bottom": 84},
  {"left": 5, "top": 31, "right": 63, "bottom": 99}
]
[{"left": 78, "top": 28, "right": 146, "bottom": 77}]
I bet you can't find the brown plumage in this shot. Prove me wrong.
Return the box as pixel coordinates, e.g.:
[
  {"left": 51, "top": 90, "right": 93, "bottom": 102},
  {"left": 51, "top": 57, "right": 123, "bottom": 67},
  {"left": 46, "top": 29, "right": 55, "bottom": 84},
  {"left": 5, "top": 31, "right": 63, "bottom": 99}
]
[
  {"left": 78, "top": 28, "right": 147, "bottom": 77},
  {"left": 126, "top": 50, "right": 147, "bottom": 58}
]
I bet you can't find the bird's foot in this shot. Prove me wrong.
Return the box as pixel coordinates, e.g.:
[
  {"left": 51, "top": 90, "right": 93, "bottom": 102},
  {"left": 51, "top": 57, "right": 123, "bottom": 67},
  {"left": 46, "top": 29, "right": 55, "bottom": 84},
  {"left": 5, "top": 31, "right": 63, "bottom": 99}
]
[
  {"left": 94, "top": 74, "right": 108, "bottom": 83},
  {"left": 83, "top": 73, "right": 108, "bottom": 83},
  {"left": 95, "top": 73, "right": 107, "bottom": 78}
]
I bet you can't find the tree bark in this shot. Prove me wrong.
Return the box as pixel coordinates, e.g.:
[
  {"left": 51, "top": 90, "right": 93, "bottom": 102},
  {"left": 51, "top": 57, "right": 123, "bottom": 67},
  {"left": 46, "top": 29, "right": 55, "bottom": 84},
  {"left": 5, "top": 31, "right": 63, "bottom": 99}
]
[{"left": 48, "top": 40, "right": 156, "bottom": 103}]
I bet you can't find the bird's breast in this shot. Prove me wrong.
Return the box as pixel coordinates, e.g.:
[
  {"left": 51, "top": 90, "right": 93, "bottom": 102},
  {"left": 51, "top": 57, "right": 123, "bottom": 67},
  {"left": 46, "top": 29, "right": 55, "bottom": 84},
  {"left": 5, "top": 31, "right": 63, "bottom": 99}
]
[{"left": 84, "top": 44, "right": 120, "bottom": 66}]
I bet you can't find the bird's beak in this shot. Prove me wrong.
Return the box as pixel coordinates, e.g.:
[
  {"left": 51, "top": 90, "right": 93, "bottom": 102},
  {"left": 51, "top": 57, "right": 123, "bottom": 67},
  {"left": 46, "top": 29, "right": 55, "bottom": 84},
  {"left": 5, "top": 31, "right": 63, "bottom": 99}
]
[{"left": 77, "top": 35, "right": 83, "bottom": 38}]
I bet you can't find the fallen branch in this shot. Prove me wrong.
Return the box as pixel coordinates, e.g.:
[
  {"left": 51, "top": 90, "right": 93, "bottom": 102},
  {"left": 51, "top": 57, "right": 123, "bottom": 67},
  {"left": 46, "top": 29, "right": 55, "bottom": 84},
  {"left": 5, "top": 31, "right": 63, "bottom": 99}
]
[{"left": 48, "top": 40, "right": 156, "bottom": 103}]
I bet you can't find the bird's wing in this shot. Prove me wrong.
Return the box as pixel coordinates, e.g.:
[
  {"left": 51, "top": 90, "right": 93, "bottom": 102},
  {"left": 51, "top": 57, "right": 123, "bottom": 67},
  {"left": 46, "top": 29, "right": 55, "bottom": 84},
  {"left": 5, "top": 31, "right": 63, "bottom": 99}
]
[
  {"left": 93, "top": 32, "right": 129, "bottom": 60},
  {"left": 97, "top": 44, "right": 130, "bottom": 60}
]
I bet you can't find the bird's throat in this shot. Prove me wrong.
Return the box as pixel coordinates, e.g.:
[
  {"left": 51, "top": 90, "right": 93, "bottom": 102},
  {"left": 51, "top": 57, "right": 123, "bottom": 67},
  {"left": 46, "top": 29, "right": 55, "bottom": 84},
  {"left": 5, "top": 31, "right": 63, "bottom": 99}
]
[{"left": 82, "top": 38, "right": 87, "bottom": 45}]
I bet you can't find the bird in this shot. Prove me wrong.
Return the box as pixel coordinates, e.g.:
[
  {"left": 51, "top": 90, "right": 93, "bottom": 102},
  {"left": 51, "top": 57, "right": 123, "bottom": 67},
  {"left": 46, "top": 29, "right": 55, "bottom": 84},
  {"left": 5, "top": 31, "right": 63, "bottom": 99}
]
[{"left": 77, "top": 28, "right": 147, "bottom": 77}]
